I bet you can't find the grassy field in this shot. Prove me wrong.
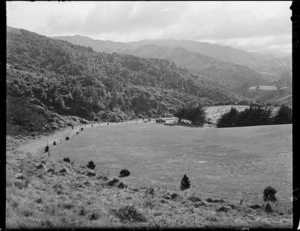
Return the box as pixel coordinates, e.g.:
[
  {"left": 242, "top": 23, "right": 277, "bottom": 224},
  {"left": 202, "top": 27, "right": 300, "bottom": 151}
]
[
  {"left": 6, "top": 119, "right": 293, "bottom": 228},
  {"left": 49, "top": 122, "right": 292, "bottom": 211}
]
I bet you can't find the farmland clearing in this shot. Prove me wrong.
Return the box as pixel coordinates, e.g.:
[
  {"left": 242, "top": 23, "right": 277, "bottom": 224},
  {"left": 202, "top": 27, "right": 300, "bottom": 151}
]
[
  {"left": 7, "top": 106, "right": 293, "bottom": 228},
  {"left": 46, "top": 121, "right": 292, "bottom": 211}
]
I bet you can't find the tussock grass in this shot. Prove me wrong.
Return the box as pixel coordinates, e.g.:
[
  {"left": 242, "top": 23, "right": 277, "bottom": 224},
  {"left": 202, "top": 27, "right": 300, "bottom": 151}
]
[{"left": 6, "top": 136, "right": 293, "bottom": 229}]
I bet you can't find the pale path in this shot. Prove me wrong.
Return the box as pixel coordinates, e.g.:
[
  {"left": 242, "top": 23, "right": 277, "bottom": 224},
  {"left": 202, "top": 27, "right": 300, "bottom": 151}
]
[
  {"left": 17, "top": 124, "right": 87, "bottom": 155},
  {"left": 16, "top": 119, "right": 157, "bottom": 156},
  {"left": 16, "top": 104, "right": 250, "bottom": 155}
]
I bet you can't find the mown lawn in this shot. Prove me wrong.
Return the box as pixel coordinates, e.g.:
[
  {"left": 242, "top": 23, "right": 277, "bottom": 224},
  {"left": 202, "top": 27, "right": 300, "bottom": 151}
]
[{"left": 51, "top": 123, "right": 292, "bottom": 211}]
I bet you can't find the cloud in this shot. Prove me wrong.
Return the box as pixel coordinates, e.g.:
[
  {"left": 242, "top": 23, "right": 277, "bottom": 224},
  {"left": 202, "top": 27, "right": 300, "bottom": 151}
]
[
  {"left": 202, "top": 34, "right": 291, "bottom": 53},
  {"left": 7, "top": 1, "right": 292, "bottom": 52}
]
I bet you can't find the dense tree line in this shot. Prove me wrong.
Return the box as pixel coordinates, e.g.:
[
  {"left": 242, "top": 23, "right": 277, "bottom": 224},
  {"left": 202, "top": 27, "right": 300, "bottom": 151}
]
[
  {"left": 174, "top": 104, "right": 207, "bottom": 125},
  {"left": 216, "top": 105, "right": 292, "bottom": 128},
  {"left": 7, "top": 28, "right": 241, "bottom": 124}
]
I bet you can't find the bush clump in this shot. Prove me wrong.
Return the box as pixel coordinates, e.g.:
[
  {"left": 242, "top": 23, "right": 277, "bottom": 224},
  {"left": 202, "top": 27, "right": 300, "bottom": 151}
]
[
  {"left": 263, "top": 186, "right": 277, "bottom": 202},
  {"left": 273, "top": 105, "right": 292, "bottom": 124},
  {"left": 187, "top": 196, "right": 201, "bottom": 202},
  {"left": 216, "top": 107, "right": 238, "bottom": 127},
  {"left": 111, "top": 205, "right": 147, "bottom": 223},
  {"left": 119, "top": 169, "right": 130, "bottom": 178},
  {"left": 180, "top": 174, "right": 191, "bottom": 191},
  {"left": 264, "top": 202, "right": 274, "bottom": 213},
  {"left": 93, "top": 117, "right": 100, "bottom": 122},
  {"left": 174, "top": 104, "right": 206, "bottom": 125},
  {"left": 217, "top": 104, "right": 292, "bottom": 128},
  {"left": 107, "top": 178, "right": 119, "bottom": 186},
  {"left": 63, "top": 157, "right": 70, "bottom": 163},
  {"left": 86, "top": 161, "right": 96, "bottom": 170}
]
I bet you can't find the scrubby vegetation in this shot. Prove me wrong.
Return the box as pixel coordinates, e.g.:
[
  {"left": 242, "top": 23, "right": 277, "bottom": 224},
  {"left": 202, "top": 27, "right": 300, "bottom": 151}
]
[
  {"left": 7, "top": 27, "right": 244, "bottom": 136},
  {"left": 111, "top": 205, "right": 147, "bottom": 223},
  {"left": 217, "top": 104, "right": 292, "bottom": 128},
  {"left": 6, "top": 137, "right": 292, "bottom": 228},
  {"left": 119, "top": 169, "right": 130, "bottom": 178},
  {"left": 263, "top": 186, "right": 277, "bottom": 202},
  {"left": 174, "top": 105, "right": 206, "bottom": 125},
  {"left": 86, "top": 161, "right": 96, "bottom": 170},
  {"left": 273, "top": 105, "right": 292, "bottom": 124},
  {"left": 180, "top": 174, "right": 191, "bottom": 191}
]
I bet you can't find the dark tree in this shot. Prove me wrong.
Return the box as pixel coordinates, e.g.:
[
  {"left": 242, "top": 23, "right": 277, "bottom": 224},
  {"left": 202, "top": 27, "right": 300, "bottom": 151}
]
[
  {"left": 174, "top": 108, "right": 188, "bottom": 122},
  {"left": 174, "top": 105, "right": 206, "bottom": 125},
  {"left": 180, "top": 174, "right": 191, "bottom": 191},
  {"left": 119, "top": 169, "right": 130, "bottom": 178},
  {"left": 186, "top": 106, "right": 206, "bottom": 125},
  {"left": 86, "top": 161, "right": 96, "bottom": 170},
  {"left": 217, "top": 107, "right": 238, "bottom": 127},
  {"left": 63, "top": 157, "right": 70, "bottom": 163},
  {"left": 263, "top": 186, "right": 277, "bottom": 202},
  {"left": 273, "top": 105, "right": 292, "bottom": 124}
]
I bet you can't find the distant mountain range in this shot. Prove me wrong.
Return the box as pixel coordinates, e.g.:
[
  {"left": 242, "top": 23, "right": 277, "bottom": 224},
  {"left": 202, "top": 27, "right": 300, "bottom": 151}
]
[{"left": 53, "top": 35, "right": 291, "bottom": 83}]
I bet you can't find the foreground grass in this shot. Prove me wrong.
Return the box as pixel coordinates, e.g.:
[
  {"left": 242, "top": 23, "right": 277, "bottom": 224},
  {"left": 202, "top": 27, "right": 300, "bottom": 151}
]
[{"left": 6, "top": 137, "right": 292, "bottom": 229}]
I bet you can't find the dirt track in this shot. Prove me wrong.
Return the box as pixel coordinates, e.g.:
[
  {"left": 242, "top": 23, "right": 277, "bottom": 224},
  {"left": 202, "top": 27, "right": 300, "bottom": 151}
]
[
  {"left": 15, "top": 105, "right": 255, "bottom": 156},
  {"left": 16, "top": 120, "right": 152, "bottom": 155}
]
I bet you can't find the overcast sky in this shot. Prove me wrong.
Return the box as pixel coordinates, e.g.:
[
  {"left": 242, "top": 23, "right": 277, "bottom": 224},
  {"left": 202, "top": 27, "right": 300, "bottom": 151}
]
[{"left": 7, "top": 1, "right": 292, "bottom": 55}]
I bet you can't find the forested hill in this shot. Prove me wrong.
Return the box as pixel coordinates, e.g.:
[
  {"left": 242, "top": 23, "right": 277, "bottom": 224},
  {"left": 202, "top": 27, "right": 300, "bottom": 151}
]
[{"left": 7, "top": 26, "right": 243, "bottom": 129}]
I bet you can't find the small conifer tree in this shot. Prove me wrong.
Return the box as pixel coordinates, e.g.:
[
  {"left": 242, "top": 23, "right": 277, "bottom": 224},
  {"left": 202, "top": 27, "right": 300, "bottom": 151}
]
[
  {"left": 263, "top": 186, "right": 277, "bottom": 202},
  {"left": 87, "top": 161, "right": 96, "bottom": 170},
  {"left": 180, "top": 174, "right": 191, "bottom": 191}
]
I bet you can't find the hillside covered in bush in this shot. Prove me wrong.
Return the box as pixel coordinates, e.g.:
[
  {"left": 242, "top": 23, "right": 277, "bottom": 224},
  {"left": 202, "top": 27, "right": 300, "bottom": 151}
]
[{"left": 7, "top": 26, "right": 245, "bottom": 135}]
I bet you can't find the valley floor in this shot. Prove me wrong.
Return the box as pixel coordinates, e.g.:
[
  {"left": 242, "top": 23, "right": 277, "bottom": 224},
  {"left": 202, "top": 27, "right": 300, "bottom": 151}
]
[{"left": 6, "top": 116, "right": 293, "bottom": 229}]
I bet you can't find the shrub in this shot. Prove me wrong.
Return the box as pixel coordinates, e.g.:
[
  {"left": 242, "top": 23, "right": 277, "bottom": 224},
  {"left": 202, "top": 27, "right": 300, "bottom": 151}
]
[
  {"left": 117, "top": 182, "right": 127, "bottom": 189},
  {"left": 53, "top": 141, "right": 56, "bottom": 145},
  {"left": 249, "top": 204, "right": 262, "bottom": 210},
  {"left": 217, "top": 107, "right": 238, "bottom": 127},
  {"left": 217, "top": 206, "right": 230, "bottom": 212},
  {"left": 65, "top": 137, "right": 69, "bottom": 140},
  {"left": 174, "top": 108, "right": 188, "bottom": 122},
  {"left": 111, "top": 205, "right": 147, "bottom": 223},
  {"left": 63, "top": 157, "right": 70, "bottom": 163},
  {"left": 44, "top": 145, "right": 49, "bottom": 153},
  {"left": 263, "top": 186, "right": 277, "bottom": 202},
  {"left": 273, "top": 105, "right": 292, "bottom": 124},
  {"left": 107, "top": 178, "right": 119, "bottom": 186},
  {"left": 185, "top": 106, "right": 207, "bottom": 125},
  {"left": 119, "top": 169, "right": 130, "bottom": 178},
  {"left": 264, "top": 202, "right": 274, "bottom": 213},
  {"left": 217, "top": 106, "right": 274, "bottom": 127},
  {"left": 180, "top": 174, "right": 191, "bottom": 191},
  {"left": 187, "top": 196, "right": 201, "bottom": 202},
  {"left": 86, "top": 161, "right": 95, "bottom": 170},
  {"left": 174, "top": 105, "right": 206, "bottom": 125},
  {"left": 93, "top": 117, "right": 100, "bottom": 122}
]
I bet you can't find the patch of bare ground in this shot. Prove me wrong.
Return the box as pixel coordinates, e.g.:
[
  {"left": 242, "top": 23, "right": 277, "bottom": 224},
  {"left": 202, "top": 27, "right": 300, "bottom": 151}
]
[{"left": 6, "top": 136, "right": 292, "bottom": 229}]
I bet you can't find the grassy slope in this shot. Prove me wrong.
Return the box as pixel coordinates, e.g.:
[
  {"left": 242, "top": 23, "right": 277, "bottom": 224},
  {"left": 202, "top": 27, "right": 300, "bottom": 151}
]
[
  {"left": 6, "top": 141, "right": 292, "bottom": 229},
  {"left": 6, "top": 113, "right": 292, "bottom": 228}
]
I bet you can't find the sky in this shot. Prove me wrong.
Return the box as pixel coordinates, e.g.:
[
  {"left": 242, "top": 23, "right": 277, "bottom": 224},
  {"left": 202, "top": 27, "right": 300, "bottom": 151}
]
[{"left": 7, "top": 1, "right": 292, "bottom": 55}]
